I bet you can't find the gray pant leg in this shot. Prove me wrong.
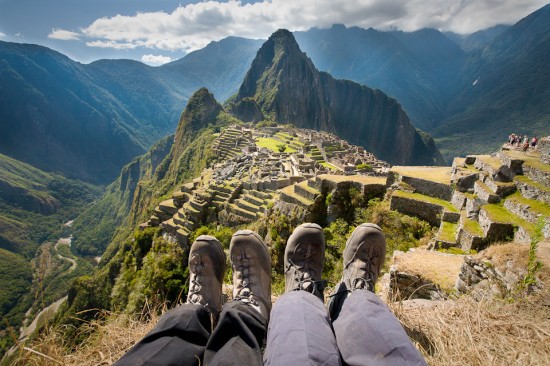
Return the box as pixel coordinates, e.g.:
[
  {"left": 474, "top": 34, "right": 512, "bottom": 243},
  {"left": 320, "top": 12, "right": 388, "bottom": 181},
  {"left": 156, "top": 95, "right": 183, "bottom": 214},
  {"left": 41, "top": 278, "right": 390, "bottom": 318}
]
[
  {"left": 264, "top": 291, "right": 341, "bottom": 366},
  {"left": 333, "top": 290, "right": 427, "bottom": 366}
]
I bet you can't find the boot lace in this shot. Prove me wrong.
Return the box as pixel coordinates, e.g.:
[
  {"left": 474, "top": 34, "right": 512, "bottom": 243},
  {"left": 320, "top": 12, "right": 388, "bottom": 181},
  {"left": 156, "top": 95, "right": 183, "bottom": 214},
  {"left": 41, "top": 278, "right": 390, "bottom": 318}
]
[
  {"left": 344, "top": 241, "right": 377, "bottom": 292},
  {"left": 233, "top": 250, "right": 258, "bottom": 303},
  {"left": 286, "top": 243, "right": 326, "bottom": 295},
  {"left": 187, "top": 253, "right": 206, "bottom": 305}
]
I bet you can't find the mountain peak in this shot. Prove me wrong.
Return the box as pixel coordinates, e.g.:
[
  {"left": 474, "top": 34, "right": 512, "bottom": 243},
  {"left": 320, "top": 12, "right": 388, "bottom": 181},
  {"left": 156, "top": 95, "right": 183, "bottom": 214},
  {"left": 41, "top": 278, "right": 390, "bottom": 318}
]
[{"left": 231, "top": 29, "right": 445, "bottom": 165}]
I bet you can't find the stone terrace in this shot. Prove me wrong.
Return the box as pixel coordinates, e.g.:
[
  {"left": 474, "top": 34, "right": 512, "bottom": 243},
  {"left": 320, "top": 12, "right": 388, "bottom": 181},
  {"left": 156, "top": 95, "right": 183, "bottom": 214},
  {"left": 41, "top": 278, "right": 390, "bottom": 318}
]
[
  {"left": 388, "top": 148, "right": 550, "bottom": 252},
  {"left": 140, "top": 124, "right": 391, "bottom": 247}
]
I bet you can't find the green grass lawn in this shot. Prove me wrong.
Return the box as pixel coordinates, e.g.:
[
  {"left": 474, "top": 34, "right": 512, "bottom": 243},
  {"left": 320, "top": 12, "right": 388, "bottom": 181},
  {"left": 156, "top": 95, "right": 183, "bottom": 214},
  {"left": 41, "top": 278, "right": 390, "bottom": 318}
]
[
  {"left": 461, "top": 214, "right": 484, "bottom": 236},
  {"left": 514, "top": 175, "right": 550, "bottom": 193},
  {"left": 321, "top": 162, "right": 339, "bottom": 171},
  {"left": 390, "top": 166, "right": 451, "bottom": 184},
  {"left": 505, "top": 191, "right": 550, "bottom": 217},
  {"left": 482, "top": 203, "right": 535, "bottom": 235},
  {"left": 438, "top": 222, "right": 458, "bottom": 242},
  {"left": 256, "top": 138, "right": 297, "bottom": 153}
]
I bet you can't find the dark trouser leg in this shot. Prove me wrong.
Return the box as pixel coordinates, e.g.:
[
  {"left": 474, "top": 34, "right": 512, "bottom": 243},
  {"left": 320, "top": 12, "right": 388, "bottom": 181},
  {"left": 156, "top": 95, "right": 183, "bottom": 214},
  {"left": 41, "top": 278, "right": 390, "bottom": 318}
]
[
  {"left": 113, "top": 303, "right": 211, "bottom": 366},
  {"left": 264, "top": 291, "right": 341, "bottom": 366},
  {"left": 204, "top": 301, "right": 268, "bottom": 366},
  {"left": 332, "top": 290, "right": 427, "bottom": 366}
]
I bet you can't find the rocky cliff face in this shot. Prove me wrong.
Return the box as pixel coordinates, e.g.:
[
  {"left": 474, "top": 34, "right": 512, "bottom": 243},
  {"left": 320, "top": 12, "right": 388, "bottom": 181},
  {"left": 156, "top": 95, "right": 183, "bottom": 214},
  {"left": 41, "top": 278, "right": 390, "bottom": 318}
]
[{"left": 232, "top": 29, "right": 445, "bottom": 166}]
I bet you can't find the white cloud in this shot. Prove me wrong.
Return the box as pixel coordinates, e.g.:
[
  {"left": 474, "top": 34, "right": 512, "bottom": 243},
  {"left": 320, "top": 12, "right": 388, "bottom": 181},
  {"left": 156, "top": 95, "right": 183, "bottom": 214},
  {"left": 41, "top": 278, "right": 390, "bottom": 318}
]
[
  {"left": 0, "top": 32, "right": 6, "bottom": 38},
  {"left": 85, "top": 40, "right": 138, "bottom": 49},
  {"left": 69, "top": 0, "right": 547, "bottom": 51},
  {"left": 141, "top": 54, "right": 173, "bottom": 65},
  {"left": 48, "top": 28, "right": 80, "bottom": 40}
]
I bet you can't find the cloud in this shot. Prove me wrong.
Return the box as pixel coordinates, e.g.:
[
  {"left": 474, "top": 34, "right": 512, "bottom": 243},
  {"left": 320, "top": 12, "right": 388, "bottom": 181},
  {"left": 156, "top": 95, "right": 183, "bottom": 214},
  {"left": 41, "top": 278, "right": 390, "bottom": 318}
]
[
  {"left": 85, "top": 40, "right": 138, "bottom": 49},
  {"left": 72, "top": 0, "right": 547, "bottom": 51},
  {"left": 48, "top": 28, "right": 80, "bottom": 40},
  {"left": 141, "top": 54, "right": 173, "bottom": 65},
  {"left": 0, "top": 32, "right": 6, "bottom": 38}
]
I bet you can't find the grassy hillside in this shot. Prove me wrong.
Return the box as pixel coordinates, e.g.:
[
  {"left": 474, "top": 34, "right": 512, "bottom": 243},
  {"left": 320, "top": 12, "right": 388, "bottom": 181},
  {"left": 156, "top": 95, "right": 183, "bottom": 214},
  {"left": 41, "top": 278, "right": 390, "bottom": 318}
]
[
  {"left": 71, "top": 135, "right": 173, "bottom": 257},
  {"left": 0, "top": 153, "right": 102, "bottom": 257}
]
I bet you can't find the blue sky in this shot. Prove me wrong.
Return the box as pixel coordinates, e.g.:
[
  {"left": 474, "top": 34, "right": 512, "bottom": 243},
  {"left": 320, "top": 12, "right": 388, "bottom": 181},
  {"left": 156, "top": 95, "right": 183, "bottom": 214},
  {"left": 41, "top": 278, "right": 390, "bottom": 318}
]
[{"left": 0, "top": 0, "right": 547, "bottom": 65}]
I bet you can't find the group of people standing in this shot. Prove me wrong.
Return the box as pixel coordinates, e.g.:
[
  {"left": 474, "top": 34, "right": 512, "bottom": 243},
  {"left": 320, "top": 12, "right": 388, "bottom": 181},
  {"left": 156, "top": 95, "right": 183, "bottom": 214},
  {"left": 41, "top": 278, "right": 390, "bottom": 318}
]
[{"left": 508, "top": 133, "right": 538, "bottom": 149}]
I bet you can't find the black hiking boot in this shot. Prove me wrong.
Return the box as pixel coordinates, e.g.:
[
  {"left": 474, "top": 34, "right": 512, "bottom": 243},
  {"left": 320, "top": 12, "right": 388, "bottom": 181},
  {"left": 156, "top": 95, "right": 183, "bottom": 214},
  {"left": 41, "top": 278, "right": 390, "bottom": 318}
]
[
  {"left": 230, "top": 230, "right": 272, "bottom": 318},
  {"left": 186, "top": 235, "right": 226, "bottom": 317},
  {"left": 328, "top": 223, "right": 386, "bottom": 320},
  {"left": 284, "top": 223, "right": 326, "bottom": 301}
]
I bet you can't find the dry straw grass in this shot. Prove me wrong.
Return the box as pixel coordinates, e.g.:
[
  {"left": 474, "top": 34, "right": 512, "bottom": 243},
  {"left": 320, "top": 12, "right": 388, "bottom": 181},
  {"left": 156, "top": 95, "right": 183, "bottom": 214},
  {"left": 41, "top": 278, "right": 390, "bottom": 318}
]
[
  {"left": 10, "top": 308, "right": 158, "bottom": 366},
  {"left": 15, "top": 294, "right": 550, "bottom": 366},
  {"left": 391, "top": 294, "right": 550, "bottom": 366}
]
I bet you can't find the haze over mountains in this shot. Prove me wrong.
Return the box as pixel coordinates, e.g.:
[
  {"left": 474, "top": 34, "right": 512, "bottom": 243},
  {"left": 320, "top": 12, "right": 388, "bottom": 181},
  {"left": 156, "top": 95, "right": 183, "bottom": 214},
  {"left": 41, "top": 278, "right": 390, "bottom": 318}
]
[{"left": 0, "top": 4, "right": 548, "bottom": 184}]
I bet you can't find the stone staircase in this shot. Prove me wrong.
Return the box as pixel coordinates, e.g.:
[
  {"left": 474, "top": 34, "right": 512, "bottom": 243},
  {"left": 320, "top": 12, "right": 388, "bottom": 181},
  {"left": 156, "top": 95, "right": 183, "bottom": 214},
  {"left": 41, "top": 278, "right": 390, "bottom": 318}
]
[
  {"left": 228, "top": 189, "right": 274, "bottom": 222},
  {"left": 274, "top": 131, "right": 304, "bottom": 151},
  {"left": 212, "top": 127, "right": 252, "bottom": 161},
  {"left": 279, "top": 179, "right": 321, "bottom": 208}
]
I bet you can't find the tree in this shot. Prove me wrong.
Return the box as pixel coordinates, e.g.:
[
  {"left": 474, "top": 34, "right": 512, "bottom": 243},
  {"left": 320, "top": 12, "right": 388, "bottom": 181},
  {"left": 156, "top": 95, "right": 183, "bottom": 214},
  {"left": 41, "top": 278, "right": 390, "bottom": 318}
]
[{"left": 277, "top": 144, "right": 287, "bottom": 152}]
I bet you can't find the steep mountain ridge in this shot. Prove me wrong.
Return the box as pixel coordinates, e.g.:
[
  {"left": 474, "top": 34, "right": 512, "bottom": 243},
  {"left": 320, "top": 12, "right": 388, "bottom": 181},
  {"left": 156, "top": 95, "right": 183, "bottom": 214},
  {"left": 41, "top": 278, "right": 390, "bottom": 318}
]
[
  {"left": 432, "top": 4, "right": 550, "bottom": 159},
  {"left": 295, "top": 26, "right": 466, "bottom": 130},
  {"left": 0, "top": 42, "right": 149, "bottom": 184},
  {"left": 0, "top": 37, "right": 259, "bottom": 184},
  {"left": 232, "top": 29, "right": 445, "bottom": 166}
]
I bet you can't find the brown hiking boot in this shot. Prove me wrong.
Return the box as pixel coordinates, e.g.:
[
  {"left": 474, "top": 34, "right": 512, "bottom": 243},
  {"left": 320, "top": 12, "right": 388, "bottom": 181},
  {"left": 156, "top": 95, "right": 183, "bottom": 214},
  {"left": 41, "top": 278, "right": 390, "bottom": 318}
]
[
  {"left": 284, "top": 223, "right": 326, "bottom": 300},
  {"left": 342, "top": 223, "right": 386, "bottom": 291},
  {"left": 186, "top": 235, "right": 226, "bottom": 316},
  {"left": 328, "top": 223, "right": 386, "bottom": 320},
  {"left": 230, "top": 230, "right": 271, "bottom": 318}
]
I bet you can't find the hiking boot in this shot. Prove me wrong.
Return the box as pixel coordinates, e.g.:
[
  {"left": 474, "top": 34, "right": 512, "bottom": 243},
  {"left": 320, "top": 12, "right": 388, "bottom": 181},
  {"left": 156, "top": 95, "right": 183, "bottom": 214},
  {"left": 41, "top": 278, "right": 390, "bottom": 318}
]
[
  {"left": 186, "top": 235, "right": 226, "bottom": 316},
  {"left": 230, "top": 230, "right": 271, "bottom": 318},
  {"left": 328, "top": 223, "right": 386, "bottom": 320},
  {"left": 284, "top": 223, "right": 326, "bottom": 300},
  {"left": 342, "top": 223, "right": 386, "bottom": 291}
]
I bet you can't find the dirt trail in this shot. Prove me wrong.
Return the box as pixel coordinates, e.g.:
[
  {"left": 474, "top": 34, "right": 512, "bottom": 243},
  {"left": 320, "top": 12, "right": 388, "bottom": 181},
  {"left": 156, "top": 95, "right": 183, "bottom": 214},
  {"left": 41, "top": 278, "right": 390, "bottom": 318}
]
[
  {"left": 55, "top": 236, "right": 77, "bottom": 274},
  {"left": 18, "top": 296, "right": 67, "bottom": 340}
]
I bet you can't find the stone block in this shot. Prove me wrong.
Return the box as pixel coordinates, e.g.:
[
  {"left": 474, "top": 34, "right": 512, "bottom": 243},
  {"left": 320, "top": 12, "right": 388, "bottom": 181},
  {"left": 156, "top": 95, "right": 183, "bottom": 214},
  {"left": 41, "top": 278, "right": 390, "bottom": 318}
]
[
  {"left": 478, "top": 208, "right": 515, "bottom": 242},
  {"left": 484, "top": 180, "right": 517, "bottom": 197},
  {"left": 451, "top": 191, "right": 467, "bottom": 211},
  {"left": 442, "top": 210, "right": 460, "bottom": 223},
  {"left": 389, "top": 194, "right": 444, "bottom": 226},
  {"left": 498, "top": 153, "right": 524, "bottom": 174},
  {"left": 523, "top": 164, "right": 550, "bottom": 187},
  {"left": 453, "top": 171, "right": 479, "bottom": 192},
  {"left": 457, "top": 228, "right": 485, "bottom": 251},
  {"left": 516, "top": 180, "right": 550, "bottom": 204},
  {"left": 401, "top": 176, "right": 453, "bottom": 201},
  {"left": 474, "top": 180, "right": 500, "bottom": 204},
  {"left": 465, "top": 155, "right": 477, "bottom": 165}
]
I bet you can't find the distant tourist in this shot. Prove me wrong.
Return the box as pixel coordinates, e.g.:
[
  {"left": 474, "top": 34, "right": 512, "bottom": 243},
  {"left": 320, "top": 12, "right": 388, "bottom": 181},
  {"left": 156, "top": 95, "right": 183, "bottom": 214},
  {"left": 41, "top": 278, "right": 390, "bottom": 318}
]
[{"left": 531, "top": 136, "right": 538, "bottom": 148}]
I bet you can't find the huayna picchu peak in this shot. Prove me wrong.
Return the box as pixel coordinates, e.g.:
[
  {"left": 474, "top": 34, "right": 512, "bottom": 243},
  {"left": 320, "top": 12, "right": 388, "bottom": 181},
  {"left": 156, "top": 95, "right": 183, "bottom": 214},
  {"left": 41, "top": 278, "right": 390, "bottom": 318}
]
[{"left": 230, "top": 29, "right": 445, "bottom": 166}]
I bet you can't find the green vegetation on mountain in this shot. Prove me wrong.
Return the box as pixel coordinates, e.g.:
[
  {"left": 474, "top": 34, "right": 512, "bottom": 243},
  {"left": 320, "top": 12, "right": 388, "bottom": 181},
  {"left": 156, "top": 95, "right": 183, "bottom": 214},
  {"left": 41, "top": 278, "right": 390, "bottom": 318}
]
[
  {"left": 0, "top": 37, "right": 261, "bottom": 185},
  {"left": 0, "top": 153, "right": 101, "bottom": 257},
  {"left": 0, "top": 248, "right": 31, "bottom": 321},
  {"left": 71, "top": 135, "right": 173, "bottom": 256},
  {"left": 0, "top": 153, "right": 101, "bottom": 357},
  {"left": 432, "top": 4, "right": 550, "bottom": 161},
  {"left": 295, "top": 26, "right": 466, "bottom": 131}
]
